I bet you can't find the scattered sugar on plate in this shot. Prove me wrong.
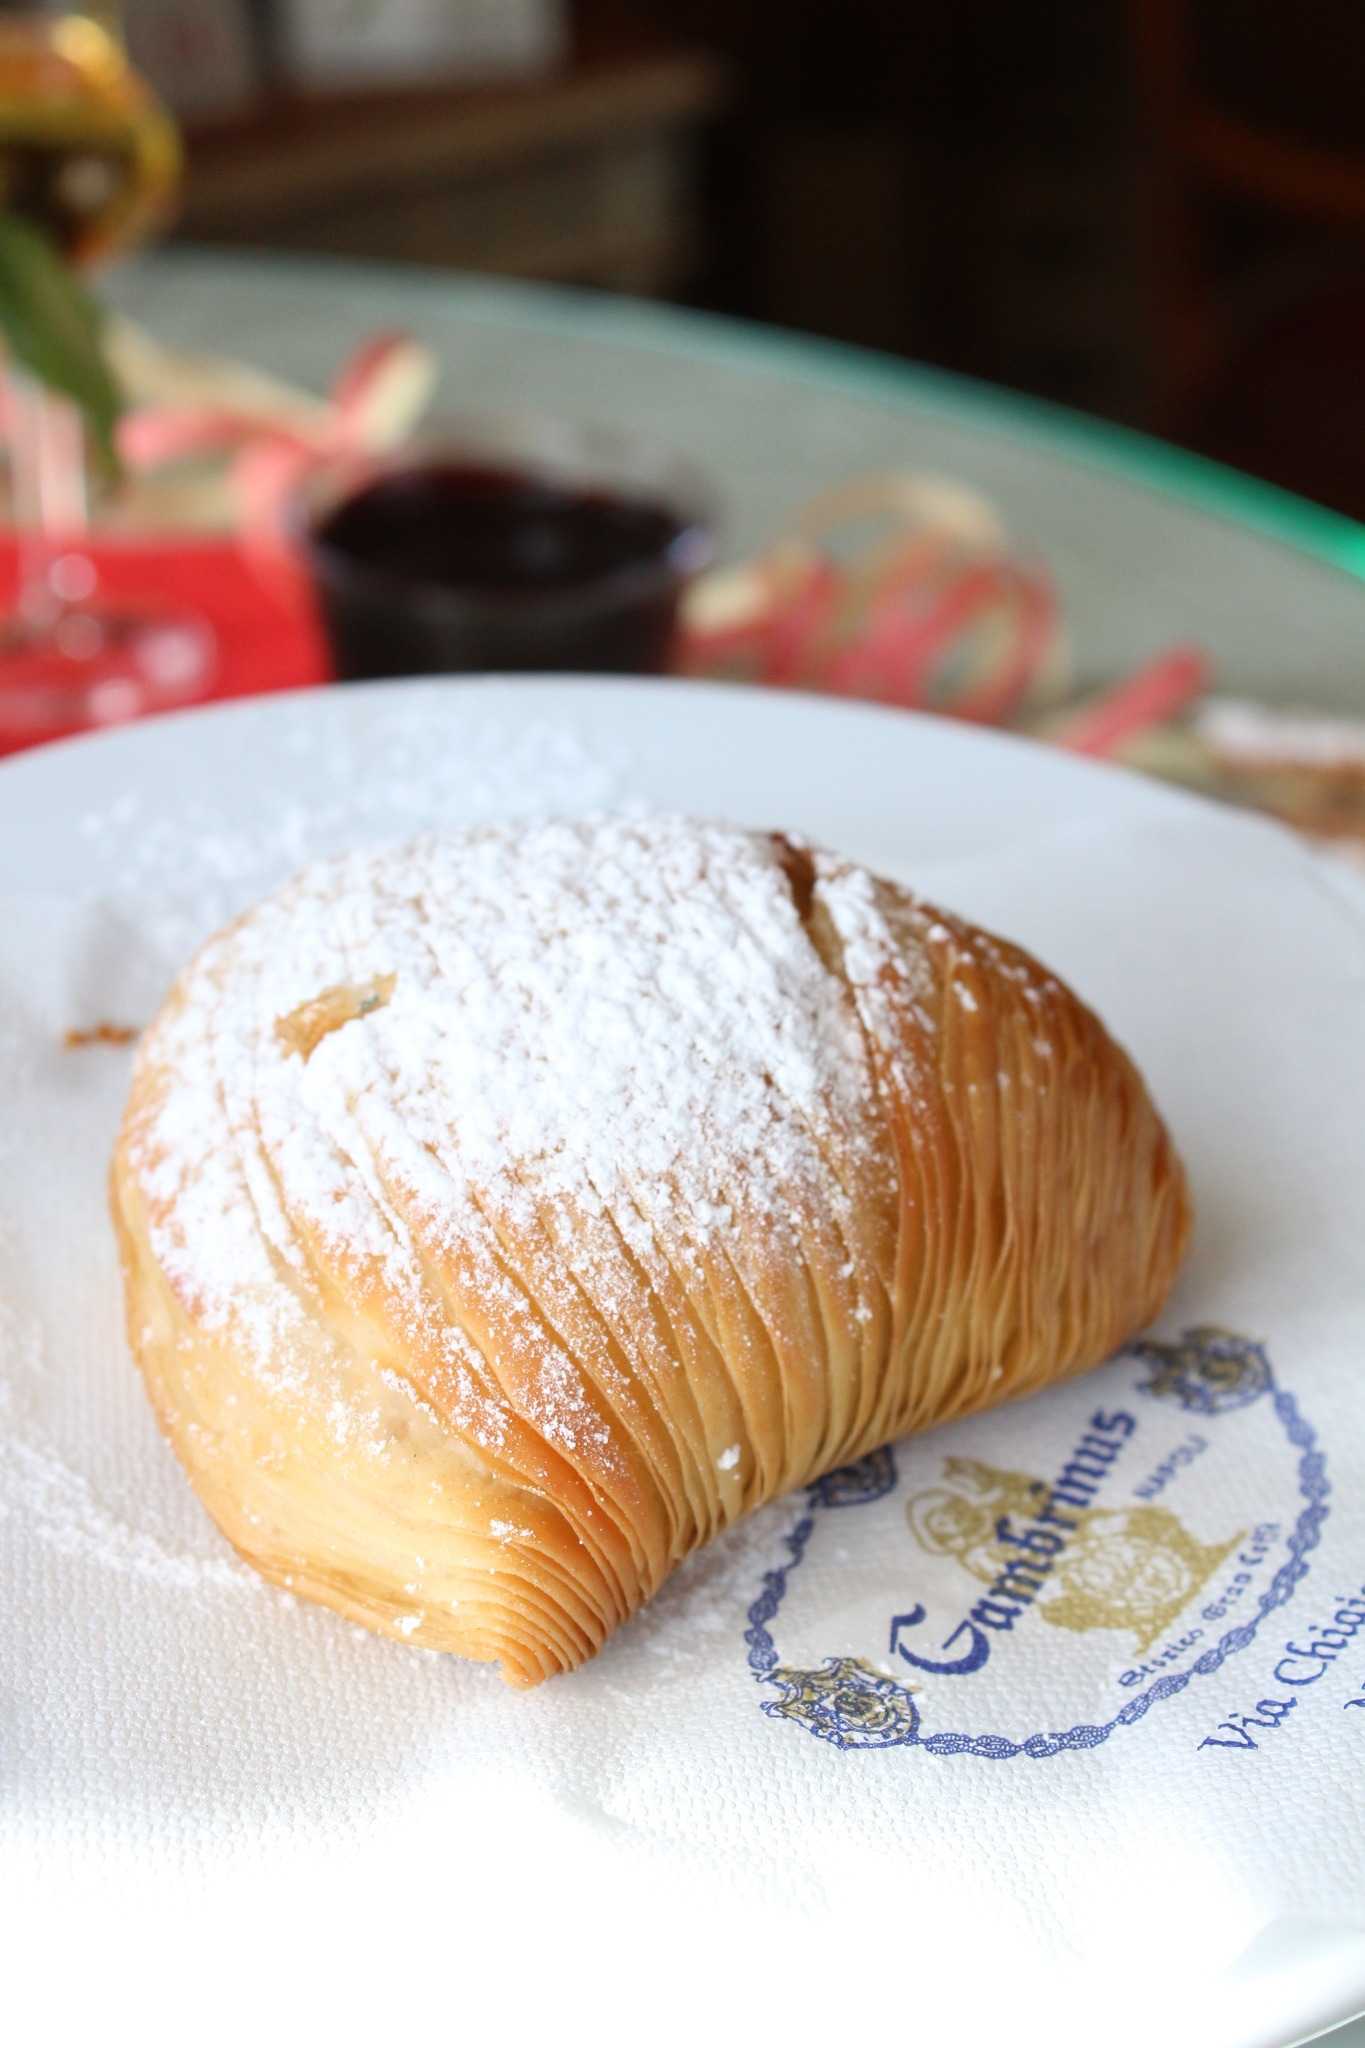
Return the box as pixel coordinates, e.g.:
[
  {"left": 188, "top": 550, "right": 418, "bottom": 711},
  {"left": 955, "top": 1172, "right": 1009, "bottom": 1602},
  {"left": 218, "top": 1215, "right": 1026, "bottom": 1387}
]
[{"left": 1, "top": 706, "right": 633, "bottom": 1592}]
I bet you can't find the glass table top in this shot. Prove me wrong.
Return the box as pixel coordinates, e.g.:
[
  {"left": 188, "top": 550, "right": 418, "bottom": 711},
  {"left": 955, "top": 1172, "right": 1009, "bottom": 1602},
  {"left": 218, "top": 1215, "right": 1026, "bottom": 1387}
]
[{"left": 109, "top": 248, "right": 1365, "bottom": 718}]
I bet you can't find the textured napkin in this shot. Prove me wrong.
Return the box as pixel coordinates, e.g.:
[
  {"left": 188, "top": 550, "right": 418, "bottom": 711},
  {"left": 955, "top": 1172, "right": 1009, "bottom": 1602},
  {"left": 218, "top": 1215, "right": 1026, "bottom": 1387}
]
[{"left": 2, "top": 701, "right": 1363, "bottom": 2048}]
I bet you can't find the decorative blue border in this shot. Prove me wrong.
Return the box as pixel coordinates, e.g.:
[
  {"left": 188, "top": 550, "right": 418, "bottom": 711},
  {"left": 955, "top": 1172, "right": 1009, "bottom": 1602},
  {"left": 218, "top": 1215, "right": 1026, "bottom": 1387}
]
[{"left": 744, "top": 1342, "right": 1328, "bottom": 1758}]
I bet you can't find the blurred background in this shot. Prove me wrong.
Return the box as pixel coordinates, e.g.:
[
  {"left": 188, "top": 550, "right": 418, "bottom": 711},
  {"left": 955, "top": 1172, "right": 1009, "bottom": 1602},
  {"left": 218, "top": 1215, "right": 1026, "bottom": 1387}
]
[
  {"left": 127, "top": 0, "right": 1365, "bottom": 520},
  {"left": 5, "top": 0, "right": 1365, "bottom": 852}
]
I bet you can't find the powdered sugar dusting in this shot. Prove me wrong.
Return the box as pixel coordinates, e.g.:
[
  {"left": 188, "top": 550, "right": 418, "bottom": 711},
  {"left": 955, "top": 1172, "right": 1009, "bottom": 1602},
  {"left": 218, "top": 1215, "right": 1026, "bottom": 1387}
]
[
  {"left": 3, "top": 705, "right": 637, "bottom": 1581},
  {"left": 127, "top": 816, "right": 926, "bottom": 1451},
  {"left": 0, "top": 1319, "right": 254, "bottom": 1593},
  {"left": 78, "top": 703, "right": 630, "bottom": 973},
  {"left": 0, "top": 1423, "right": 254, "bottom": 1592}
]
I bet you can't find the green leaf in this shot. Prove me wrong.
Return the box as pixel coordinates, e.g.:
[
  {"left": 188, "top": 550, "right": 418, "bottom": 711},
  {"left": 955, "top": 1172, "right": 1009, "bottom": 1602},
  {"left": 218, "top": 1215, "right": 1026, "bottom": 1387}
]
[{"left": 0, "top": 211, "right": 123, "bottom": 478}]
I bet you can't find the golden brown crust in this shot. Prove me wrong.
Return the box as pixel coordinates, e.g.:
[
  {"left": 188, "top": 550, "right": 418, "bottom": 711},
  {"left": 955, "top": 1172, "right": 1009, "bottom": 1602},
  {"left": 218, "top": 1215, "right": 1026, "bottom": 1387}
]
[{"left": 110, "top": 821, "right": 1190, "bottom": 1685}]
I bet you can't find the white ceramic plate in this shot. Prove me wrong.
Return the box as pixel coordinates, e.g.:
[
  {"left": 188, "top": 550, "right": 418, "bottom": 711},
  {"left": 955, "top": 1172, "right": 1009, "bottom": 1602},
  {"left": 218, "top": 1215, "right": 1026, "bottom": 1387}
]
[{"left": 2, "top": 681, "right": 1363, "bottom": 2048}]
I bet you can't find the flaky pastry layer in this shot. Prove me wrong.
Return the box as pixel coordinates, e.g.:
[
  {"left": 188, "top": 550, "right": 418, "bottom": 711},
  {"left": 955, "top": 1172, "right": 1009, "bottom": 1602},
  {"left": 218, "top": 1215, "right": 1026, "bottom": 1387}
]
[{"left": 112, "top": 819, "right": 1190, "bottom": 1685}]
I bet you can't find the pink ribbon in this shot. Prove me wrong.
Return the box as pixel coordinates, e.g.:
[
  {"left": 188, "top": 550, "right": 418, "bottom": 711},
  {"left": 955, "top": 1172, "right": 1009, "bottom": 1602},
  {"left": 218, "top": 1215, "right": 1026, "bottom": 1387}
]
[{"left": 118, "top": 331, "right": 427, "bottom": 595}]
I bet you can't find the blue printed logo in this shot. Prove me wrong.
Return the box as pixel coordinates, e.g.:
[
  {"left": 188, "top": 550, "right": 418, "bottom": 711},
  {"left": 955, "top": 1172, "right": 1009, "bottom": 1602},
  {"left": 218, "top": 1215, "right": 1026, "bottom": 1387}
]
[{"left": 743, "top": 1329, "right": 1327, "bottom": 1758}]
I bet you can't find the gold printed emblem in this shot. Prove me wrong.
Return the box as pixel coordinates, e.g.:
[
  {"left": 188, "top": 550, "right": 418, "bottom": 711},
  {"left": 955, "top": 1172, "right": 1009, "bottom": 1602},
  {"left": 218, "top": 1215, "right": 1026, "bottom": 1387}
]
[
  {"left": 762, "top": 1656, "right": 920, "bottom": 1749},
  {"left": 906, "top": 1456, "right": 1242, "bottom": 1653}
]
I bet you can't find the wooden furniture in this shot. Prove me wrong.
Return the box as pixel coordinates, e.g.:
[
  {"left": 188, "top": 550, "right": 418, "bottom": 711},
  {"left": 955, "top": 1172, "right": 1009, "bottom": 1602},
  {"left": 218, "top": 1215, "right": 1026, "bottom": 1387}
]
[
  {"left": 174, "top": 37, "right": 728, "bottom": 296},
  {"left": 1129, "top": 1, "right": 1365, "bottom": 443}
]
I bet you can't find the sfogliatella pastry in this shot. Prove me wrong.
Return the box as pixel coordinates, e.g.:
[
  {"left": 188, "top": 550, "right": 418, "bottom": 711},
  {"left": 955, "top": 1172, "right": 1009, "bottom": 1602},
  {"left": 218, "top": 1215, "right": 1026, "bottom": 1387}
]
[{"left": 111, "top": 816, "right": 1190, "bottom": 1685}]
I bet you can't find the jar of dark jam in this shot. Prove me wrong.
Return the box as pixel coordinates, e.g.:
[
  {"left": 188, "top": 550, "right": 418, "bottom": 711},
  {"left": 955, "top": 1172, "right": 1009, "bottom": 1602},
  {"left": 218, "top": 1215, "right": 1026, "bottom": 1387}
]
[{"left": 300, "top": 418, "right": 714, "bottom": 681}]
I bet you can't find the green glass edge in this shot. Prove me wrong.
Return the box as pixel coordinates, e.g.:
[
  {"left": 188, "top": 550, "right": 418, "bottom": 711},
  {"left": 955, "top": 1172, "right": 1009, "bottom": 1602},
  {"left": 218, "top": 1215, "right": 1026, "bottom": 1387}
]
[
  {"left": 165, "top": 249, "right": 1365, "bottom": 580},
  {"left": 482, "top": 282, "right": 1365, "bottom": 580}
]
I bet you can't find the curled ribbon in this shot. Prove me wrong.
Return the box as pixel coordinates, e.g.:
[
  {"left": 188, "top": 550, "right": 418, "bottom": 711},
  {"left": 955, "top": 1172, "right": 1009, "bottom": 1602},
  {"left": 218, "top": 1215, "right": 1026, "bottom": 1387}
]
[
  {"left": 678, "top": 472, "right": 1207, "bottom": 754},
  {"left": 117, "top": 343, "right": 1208, "bottom": 753},
  {"left": 117, "top": 329, "right": 437, "bottom": 596}
]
